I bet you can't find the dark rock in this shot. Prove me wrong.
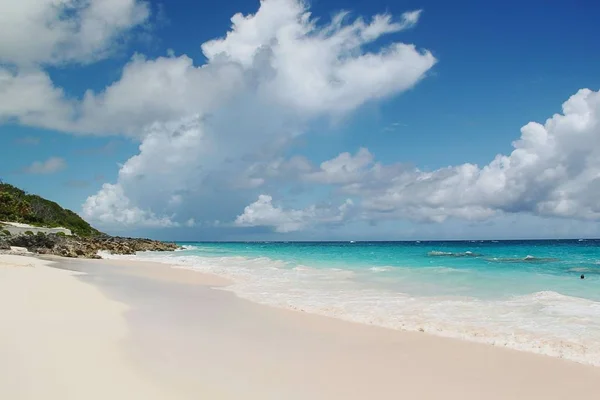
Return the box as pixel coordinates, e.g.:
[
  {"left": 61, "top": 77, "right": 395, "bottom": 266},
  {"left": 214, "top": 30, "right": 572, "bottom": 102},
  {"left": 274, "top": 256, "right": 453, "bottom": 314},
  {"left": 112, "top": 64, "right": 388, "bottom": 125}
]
[
  {"left": 0, "top": 236, "right": 10, "bottom": 250},
  {"left": 9, "top": 233, "right": 57, "bottom": 249},
  {"left": 3, "top": 233, "right": 179, "bottom": 259}
]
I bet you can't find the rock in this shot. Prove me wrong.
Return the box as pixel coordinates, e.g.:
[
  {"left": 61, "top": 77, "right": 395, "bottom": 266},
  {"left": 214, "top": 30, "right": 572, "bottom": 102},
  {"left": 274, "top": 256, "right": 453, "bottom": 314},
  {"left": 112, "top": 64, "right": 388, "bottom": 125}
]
[
  {"left": 9, "top": 246, "right": 30, "bottom": 254},
  {"left": 2, "top": 232, "right": 179, "bottom": 259},
  {"left": 9, "top": 232, "right": 57, "bottom": 249}
]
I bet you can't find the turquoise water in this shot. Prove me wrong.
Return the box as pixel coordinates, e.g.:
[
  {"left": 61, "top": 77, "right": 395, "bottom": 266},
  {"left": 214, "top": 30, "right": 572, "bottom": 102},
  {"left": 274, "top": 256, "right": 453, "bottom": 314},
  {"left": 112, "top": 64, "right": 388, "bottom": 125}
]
[
  {"left": 177, "top": 240, "right": 600, "bottom": 299},
  {"left": 103, "top": 240, "right": 600, "bottom": 365}
]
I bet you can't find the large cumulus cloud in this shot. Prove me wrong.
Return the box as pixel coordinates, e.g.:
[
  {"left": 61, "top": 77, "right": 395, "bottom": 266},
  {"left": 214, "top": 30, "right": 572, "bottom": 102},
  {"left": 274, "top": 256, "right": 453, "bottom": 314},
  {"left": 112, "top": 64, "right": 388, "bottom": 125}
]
[
  {"left": 5, "top": 0, "right": 597, "bottom": 235},
  {"left": 361, "top": 88, "right": 600, "bottom": 221},
  {"left": 0, "top": 0, "right": 149, "bottom": 66},
  {"left": 76, "top": 0, "right": 435, "bottom": 227},
  {"left": 250, "top": 88, "right": 599, "bottom": 228}
]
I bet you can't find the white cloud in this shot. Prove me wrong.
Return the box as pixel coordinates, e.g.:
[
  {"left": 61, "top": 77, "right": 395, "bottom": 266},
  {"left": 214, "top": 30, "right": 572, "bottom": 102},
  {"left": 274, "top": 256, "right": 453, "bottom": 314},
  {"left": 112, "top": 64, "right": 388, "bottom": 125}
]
[
  {"left": 202, "top": 1, "right": 434, "bottom": 115},
  {"left": 81, "top": 116, "right": 206, "bottom": 227},
  {"left": 81, "top": 183, "right": 177, "bottom": 228},
  {"left": 185, "top": 218, "right": 196, "bottom": 227},
  {"left": 0, "top": 0, "right": 150, "bottom": 66},
  {"left": 235, "top": 156, "right": 313, "bottom": 189},
  {"left": 306, "top": 88, "right": 600, "bottom": 223},
  {"left": 3, "top": 0, "right": 597, "bottom": 237},
  {"left": 77, "top": 0, "right": 434, "bottom": 229},
  {"left": 235, "top": 195, "right": 353, "bottom": 232},
  {"left": 0, "top": 68, "right": 74, "bottom": 128},
  {"left": 304, "top": 147, "right": 374, "bottom": 184},
  {"left": 0, "top": 0, "right": 434, "bottom": 137},
  {"left": 22, "top": 157, "right": 67, "bottom": 175},
  {"left": 0, "top": 0, "right": 150, "bottom": 133},
  {"left": 74, "top": 54, "right": 245, "bottom": 136},
  {"left": 0, "top": 54, "right": 243, "bottom": 137}
]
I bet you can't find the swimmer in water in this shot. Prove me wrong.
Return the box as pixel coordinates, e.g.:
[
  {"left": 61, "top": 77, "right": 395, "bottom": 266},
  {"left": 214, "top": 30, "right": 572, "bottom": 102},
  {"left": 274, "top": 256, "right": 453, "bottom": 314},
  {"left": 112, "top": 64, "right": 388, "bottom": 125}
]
[{"left": 581, "top": 274, "right": 585, "bottom": 279}]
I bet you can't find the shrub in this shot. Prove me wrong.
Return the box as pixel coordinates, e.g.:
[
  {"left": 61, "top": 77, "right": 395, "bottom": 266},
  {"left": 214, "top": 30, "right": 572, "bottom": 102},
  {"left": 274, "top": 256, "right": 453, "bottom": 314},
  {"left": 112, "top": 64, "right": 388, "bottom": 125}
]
[
  {"left": 1, "top": 229, "right": 10, "bottom": 236},
  {"left": 55, "top": 232, "right": 66, "bottom": 237},
  {"left": 36, "top": 231, "right": 46, "bottom": 237},
  {"left": 24, "top": 230, "right": 34, "bottom": 236},
  {"left": 0, "top": 182, "right": 102, "bottom": 237}
]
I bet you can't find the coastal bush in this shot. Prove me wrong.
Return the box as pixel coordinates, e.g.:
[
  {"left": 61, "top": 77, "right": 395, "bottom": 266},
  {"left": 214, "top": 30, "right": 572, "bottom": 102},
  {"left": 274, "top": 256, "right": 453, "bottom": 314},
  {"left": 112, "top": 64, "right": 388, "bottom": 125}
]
[
  {"left": 24, "top": 231, "right": 34, "bottom": 236},
  {"left": 55, "top": 232, "right": 66, "bottom": 237},
  {"left": 1, "top": 229, "right": 10, "bottom": 236},
  {"left": 0, "top": 182, "right": 101, "bottom": 237}
]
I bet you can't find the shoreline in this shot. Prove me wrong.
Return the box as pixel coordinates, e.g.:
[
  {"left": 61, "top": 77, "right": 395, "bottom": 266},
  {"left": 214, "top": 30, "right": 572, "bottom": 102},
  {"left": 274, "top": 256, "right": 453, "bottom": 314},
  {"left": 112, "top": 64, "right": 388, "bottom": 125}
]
[
  {"left": 101, "top": 250, "right": 600, "bottom": 367},
  {"left": 3, "top": 253, "right": 600, "bottom": 399}
]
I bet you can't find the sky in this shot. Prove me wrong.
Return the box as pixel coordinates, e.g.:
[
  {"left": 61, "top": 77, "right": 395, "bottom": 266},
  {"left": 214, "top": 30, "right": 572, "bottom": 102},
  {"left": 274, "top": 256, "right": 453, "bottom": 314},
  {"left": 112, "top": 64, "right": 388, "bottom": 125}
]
[{"left": 1, "top": 0, "right": 599, "bottom": 241}]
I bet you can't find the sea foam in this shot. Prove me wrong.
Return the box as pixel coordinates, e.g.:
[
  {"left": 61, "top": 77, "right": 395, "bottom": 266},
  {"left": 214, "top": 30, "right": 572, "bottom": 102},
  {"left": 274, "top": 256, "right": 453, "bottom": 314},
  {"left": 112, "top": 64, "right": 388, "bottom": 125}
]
[{"left": 101, "top": 250, "right": 600, "bottom": 366}]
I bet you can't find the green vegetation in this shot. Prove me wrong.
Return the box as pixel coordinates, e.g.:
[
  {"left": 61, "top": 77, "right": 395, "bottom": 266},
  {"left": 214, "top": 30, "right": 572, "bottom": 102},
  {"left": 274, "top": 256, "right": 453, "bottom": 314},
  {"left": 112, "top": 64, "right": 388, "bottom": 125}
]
[
  {"left": 24, "top": 231, "right": 34, "bottom": 236},
  {"left": 1, "top": 229, "right": 10, "bottom": 236},
  {"left": 0, "top": 181, "right": 102, "bottom": 237}
]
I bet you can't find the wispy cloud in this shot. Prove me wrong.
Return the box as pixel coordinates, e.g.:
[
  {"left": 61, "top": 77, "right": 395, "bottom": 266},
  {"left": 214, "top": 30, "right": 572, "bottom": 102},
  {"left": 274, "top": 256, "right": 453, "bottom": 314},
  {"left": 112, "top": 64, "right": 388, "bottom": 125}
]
[
  {"left": 22, "top": 157, "right": 66, "bottom": 175},
  {"left": 382, "top": 121, "right": 408, "bottom": 132}
]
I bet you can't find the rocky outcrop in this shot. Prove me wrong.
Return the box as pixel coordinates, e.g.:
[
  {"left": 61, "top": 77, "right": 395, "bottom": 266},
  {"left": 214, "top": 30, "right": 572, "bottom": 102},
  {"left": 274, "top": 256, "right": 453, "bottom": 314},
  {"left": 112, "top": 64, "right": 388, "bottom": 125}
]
[
  {"left": 0, "top": 235, "right": 10, "bottom": 250},
  {"left": 0, "top": 232, "right": 179, "bottom": 259},
  {"left": 8, "top": 232, "right": 56, "bottom": 249}
]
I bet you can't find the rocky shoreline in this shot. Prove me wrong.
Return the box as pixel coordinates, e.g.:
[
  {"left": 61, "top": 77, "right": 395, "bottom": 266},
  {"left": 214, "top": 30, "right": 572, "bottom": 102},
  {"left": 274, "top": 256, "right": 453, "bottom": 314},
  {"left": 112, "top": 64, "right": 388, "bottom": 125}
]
[{"left": 0, "top": 232, "right": 179, "bottom": 259}]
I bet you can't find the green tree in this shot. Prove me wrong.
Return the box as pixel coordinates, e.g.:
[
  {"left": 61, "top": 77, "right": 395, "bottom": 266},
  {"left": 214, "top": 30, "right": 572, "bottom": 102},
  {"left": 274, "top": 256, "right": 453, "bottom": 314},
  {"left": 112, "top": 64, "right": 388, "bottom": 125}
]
[{"left": 0, "top": 182, "right": 102, "bottom": 236}]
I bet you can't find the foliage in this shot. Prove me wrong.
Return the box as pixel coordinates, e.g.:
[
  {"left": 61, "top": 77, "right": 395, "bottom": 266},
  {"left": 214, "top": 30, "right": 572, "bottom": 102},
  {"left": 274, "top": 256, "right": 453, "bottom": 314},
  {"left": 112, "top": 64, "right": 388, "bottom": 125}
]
[
  {"left": 24, "top": 231, "right": 34, "bottom": 236},
  {"left": 1, "top": 229, "right": 10, "bottom": 236},
  {"left": 55, "top": 231, "right": 66, "bottom": 237},
  {"left": 0, "top": 181, "right": 102, "bottom": 237}
]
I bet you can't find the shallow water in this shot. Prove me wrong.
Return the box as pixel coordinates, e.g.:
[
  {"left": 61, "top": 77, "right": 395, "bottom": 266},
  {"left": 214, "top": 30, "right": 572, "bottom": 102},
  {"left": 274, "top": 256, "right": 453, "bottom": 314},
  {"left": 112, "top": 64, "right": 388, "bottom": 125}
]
[{"left": 102, "top": 240, "right": 600, "bottom": 365}]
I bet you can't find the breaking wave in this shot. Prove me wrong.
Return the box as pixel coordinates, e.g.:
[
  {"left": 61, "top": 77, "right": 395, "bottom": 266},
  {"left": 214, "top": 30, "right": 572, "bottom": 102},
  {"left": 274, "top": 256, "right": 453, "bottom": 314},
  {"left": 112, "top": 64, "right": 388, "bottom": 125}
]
[
  {"left": 100, "top": 250, "right": 600, "bottom": 366},
  {"left": 428, "top": 250, "right": 482, "bottom": 257}
]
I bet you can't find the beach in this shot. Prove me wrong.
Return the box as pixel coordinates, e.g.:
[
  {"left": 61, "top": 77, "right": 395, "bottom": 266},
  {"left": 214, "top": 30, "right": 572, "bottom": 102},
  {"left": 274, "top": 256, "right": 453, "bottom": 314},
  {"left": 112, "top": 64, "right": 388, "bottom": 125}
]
[
  {"left": 2, "top": 253, "right": 600, "bottom": 399},
  {"left": 105, "top": 241, "right": 600, "bottom": 365}
]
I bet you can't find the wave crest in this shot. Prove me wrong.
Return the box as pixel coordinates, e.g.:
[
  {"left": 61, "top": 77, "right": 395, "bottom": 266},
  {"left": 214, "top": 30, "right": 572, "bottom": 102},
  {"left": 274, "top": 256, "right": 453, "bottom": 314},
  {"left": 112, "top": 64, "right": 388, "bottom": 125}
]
[
  {"left": 101, "top": 250, "right": 600, "bottom": 366},
  {"left": 428, "top": 250, "right": 482, "bottom": 257},
  {"left": 487, "top": 256, "right": 559, "bottom": 263}
]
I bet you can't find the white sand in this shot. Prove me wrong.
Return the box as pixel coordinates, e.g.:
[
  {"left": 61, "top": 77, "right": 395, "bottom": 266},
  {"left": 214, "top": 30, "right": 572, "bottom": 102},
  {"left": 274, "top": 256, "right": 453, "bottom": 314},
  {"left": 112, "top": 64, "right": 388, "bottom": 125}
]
[
  {"left": 2, "top": 254, "right": 600, "bottom": 399},
  {"left": 0, "top": 255, "right": 168, "bottom": 399},
  {"left": 0, "top": 221, "right": 35, "bottom": 228},
  {"left": 0, "top": 221, "right": 67, "bottom": 229}
]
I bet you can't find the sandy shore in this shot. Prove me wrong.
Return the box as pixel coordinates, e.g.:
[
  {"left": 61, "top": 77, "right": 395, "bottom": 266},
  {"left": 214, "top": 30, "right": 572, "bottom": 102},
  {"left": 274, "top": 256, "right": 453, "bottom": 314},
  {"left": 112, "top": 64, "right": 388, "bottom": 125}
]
[
  {"left": 2, "top": 254, "right": 600, "bottom": 399},
  {"left": 0, "top": 255, "right": 169, "bottom": 399}
]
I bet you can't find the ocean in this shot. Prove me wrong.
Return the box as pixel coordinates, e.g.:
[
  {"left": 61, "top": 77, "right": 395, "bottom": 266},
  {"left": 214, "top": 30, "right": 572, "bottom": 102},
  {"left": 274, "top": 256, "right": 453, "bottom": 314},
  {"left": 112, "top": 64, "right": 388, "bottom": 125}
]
[{"left": 102, "top": 240, "right": 600, "bottom": 365}]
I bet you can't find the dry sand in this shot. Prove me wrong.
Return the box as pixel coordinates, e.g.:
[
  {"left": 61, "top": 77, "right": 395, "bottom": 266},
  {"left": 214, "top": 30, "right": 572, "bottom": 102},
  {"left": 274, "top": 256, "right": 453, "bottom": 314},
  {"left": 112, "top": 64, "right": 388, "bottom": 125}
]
[
  {"left": 0, "top": 255, "right": 169, "bottom": 399},
  {"left": 2, "top": 253, "right": 600, "bottom": 399}
]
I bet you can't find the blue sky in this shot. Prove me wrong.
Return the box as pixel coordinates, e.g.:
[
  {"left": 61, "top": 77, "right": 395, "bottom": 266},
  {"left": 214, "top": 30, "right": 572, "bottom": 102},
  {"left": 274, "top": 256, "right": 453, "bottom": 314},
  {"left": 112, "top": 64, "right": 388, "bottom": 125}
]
[{"left": 1, "top": 0, "right": 599, "bottom": 240}]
